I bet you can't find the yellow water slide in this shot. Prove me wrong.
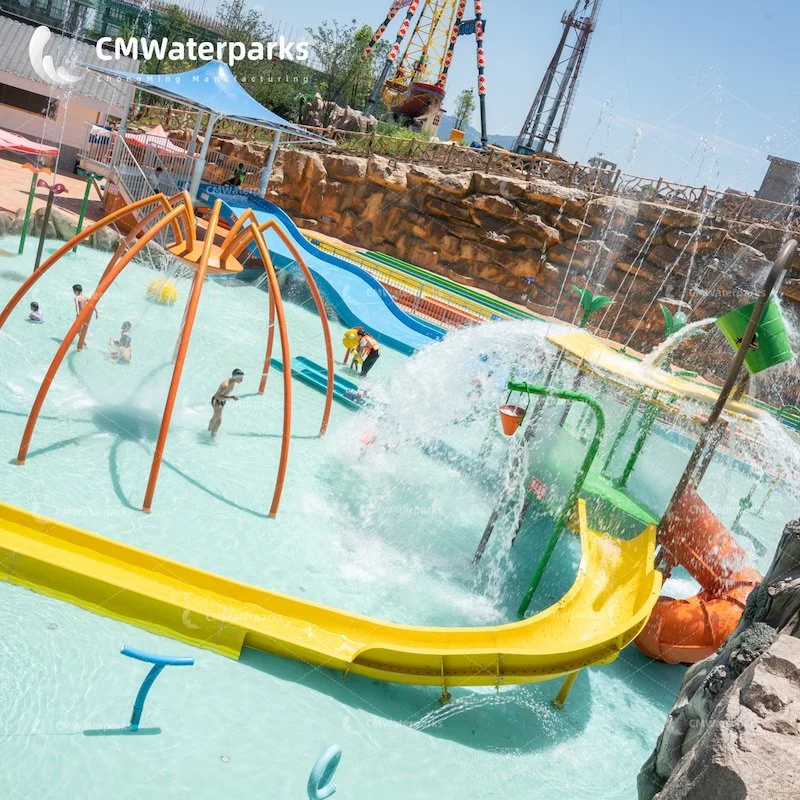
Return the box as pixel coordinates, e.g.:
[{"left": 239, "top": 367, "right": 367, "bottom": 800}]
[{"left": 0, "top": 500, "right": 661, "bottom": 691}]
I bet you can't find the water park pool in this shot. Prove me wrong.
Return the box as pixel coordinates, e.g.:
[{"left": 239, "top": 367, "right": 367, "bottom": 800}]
[{"left": 0, "top": 235, "right": 797, "bottom": 798}]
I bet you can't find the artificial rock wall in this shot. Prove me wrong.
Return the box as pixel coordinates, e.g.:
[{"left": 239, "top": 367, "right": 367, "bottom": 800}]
[{"left": 268, "top": 149, "right": 800, "bottom": 358}]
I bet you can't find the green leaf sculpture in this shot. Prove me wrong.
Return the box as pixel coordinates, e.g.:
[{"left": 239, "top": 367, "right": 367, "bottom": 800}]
[{"left": 573, "top": 285, "right": 613, "bottom": 329}]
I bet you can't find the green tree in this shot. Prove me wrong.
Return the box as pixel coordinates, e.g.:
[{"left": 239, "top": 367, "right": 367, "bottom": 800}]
[
  {"left": 453, "top": 88, "right": 476, "bottom": 132},
  {"left": 307, "top": 19, "right": 385, "bottom": 111}
]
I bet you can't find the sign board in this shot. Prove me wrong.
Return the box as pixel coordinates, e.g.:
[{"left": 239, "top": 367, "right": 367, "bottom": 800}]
[
  {"left": 528, "top": 476, "right": 549, "bottom": 501},
  {"left": 459, "top": 19, "right": 487, "bottom": 36}
]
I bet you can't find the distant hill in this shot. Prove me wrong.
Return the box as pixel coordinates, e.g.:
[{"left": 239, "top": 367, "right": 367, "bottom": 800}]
[{"left": 437, "top": 114, "right": 517, "bottom": 149}]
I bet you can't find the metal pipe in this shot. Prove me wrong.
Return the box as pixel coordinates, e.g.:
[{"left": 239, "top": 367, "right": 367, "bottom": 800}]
[
  {"left": 259, "top": 131, "right": 282, "bottom": 197},
  {"left": 259, "top": 288, "right": 276, "bottom": 395},
  {"left": 33, "top": 190, "right": 56, "bottom": 272},
  {"left": 250, "top": 224, "right": 293, "bottom": 518},
  {"left": 602, "top": 389, "right": 644, "bottom": 473},
  {"left": 657, "top": 238, "right": 798, "bottom": 540},
  {"left": 511, "top": 381, "right": 605, "bottom": 618},
  {"left": 142, "top": 202, "right": 221, "bottom": 512},
  {"left": 614, "top": 393, "right": 659, "bottom": 489}
]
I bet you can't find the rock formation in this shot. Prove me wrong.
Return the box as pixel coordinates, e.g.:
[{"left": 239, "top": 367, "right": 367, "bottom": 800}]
[
  {"left": 268, "top": 149, "right": 800, "bottom": 364},
  {"left": 300, "top": 94, "right": 378, "bottom": 134},
  {"left": 638, "top": 517, "right": 800, "bottom": 799}
]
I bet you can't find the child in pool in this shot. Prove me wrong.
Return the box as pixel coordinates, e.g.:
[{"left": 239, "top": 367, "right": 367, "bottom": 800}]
[
  {"left": 107, "top": 321, "right": 132, "bottom": 363},
  {"left": 28, "top": 302, "right": 43, "bottom": 323}
]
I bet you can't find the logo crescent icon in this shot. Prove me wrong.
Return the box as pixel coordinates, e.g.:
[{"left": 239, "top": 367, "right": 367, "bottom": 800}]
[
  {"left": 29, "top": 26, "right": 83, "bottom": 86},
  {"left": 181, "top": 609, "right": 202, "bottom": 630}
]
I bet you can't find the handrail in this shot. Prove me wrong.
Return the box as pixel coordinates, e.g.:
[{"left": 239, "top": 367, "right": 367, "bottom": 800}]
[{"left": 507, "top": 380, "right": 606, "bottom": 617}]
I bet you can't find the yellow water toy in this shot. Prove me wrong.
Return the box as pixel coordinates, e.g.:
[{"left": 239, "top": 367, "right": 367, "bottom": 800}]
[
  {"left": 146, "top": 279, "right": 178, "bottom": 305},
  {"left": 343, "top": 327, "right": 364, "bottom": 368}
]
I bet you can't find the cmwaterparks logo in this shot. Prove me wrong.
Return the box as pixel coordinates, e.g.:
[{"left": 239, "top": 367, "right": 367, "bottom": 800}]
[{"left": 28, "top": 25, "right": 310, "bottom": 86}]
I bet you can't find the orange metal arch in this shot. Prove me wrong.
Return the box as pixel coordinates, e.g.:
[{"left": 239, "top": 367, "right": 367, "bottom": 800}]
[
  {"left": 142, "top": 201, "right": 222, "bottom": 512},
  {"left": 249, "top": 223, "right": 294, "bottom": 519},
  {"left": 77, "top": 201, "right": 188, "bottom": 351},
  {"left": 16, "top": 206, "right": 187, "bottom": 465},
  {"left": 0, "top": 193, "right": 181, "bottom": 334},
  {"left": 260, "top": 285, "right": 277, "bottom": 395},
  {"left": 221, "top": 213, "right": 334, "bottom": 437}
]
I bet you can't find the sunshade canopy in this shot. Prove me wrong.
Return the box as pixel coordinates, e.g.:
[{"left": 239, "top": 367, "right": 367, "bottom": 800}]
[
  {"left": 0, "top": 128, "right": 58, "bottom": 156},
  {"left": 84, "top": 61, "right": 333, "bottom": 145}
]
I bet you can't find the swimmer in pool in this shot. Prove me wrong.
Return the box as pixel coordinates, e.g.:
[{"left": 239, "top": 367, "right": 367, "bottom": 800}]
[
  {"left": 106, "top": 321, "right": 132, "bottom": 362},
  {"left": 208, "top": 368, "right": 244, "bottom": 440}
]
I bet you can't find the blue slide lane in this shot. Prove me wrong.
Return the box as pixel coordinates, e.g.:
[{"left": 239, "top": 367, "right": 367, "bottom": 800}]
[{"left": 199, "top": 185, "right": 445, "bottom": 355}]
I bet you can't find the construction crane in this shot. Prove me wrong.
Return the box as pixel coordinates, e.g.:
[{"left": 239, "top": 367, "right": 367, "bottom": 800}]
[
  {"left": 514, "top": 0, "right": 601, "bottom": 155},
  {"left": 362, "top": 0, "right": 488, "bottom": 145}
]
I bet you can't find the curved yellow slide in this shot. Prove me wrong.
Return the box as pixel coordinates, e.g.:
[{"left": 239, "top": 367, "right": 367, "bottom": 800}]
[{"left": 0, "top": 500, "right": 661, "bottom": 688}]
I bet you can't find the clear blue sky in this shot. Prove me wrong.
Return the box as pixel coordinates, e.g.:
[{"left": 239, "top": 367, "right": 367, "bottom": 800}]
[{"left": 253, "top": 0, "right": 800, "bottom": 192}]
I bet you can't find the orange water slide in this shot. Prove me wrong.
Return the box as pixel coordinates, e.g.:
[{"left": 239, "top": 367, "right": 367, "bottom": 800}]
[{"left": 635, "top": 488, "right": 761, "bottom": 664}]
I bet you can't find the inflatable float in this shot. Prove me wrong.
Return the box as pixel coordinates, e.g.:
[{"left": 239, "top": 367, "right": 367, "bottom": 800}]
[{"left": 635, "top": 487, "right": 761, "bottom": 664}]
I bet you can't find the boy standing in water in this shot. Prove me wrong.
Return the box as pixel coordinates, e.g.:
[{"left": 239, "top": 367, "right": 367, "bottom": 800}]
[
  {"left": 208, "top": 369, "right": 244, "bottom": 440},
  {"left": 73, "top": 284, "right": 97, "bottom": 341}
]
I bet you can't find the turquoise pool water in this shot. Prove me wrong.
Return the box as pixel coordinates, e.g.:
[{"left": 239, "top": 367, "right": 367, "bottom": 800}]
[{"left": 0, "top": 236, "right": 796, "bottom": 798}]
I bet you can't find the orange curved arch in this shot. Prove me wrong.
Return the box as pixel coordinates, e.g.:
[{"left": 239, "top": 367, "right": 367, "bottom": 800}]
[
  {"left": 260, "top": 282, "right": 277, "bottom": 395},
  {"left": 219, "top": 212, "right": 333, "bottom": 437},
  {"left": 16, "top": 205, "right": 187, "bottom": 465},
  {"left": 143, "top": 201, "right": 222, "bottom": 512},
  {"left": 0, "top": 193, "right": 180, "bottom": 335},
  {"left": 255, "top": 219, "right": 334, "bottom": 437},
  {"left": 249, "top": 223, "right": 293, "bottom": 519},
  {"left": 77, "top": 201, "right": 189, "bottom": 351}
]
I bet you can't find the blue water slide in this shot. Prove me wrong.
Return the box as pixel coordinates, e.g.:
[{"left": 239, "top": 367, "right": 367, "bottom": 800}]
[{"left": 198, "top": 185, "right": 445, "bottom": 355}]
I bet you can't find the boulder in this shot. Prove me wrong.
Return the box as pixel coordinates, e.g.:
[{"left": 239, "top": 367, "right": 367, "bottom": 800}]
[
  {"left": 423, "top": 196, "right": 473, "bottom": 224},
  {"left": 470, "top": 173, "right": 528, "bottom": 201},
  {"left": 521, "top": 214, "right": 561, "bottom": 245},
  {"left": 653, "top": 635, "right": 800, "bottom": 800},
  {"left": 323, "top": 154, "right": 367, "bottom": 183},
  {"left": 408, "top": 165, "right": 472, "bottom": 196},
  {"left": 0, "top": 210, "right": 14, "bottom": 236},
  {"left": 665, "top": 227, "right": 727, "bottom": 252},
  {"left": 554, "top": 216, "right": 592, "bottom": 237},
  {"left": 639, "top": 202, "right": 703, "bottom": 229},
  {"left": 366, "top": 155, "right": 409, "bottom": 192},
  {"left": 300, "top": 94, "right": 377, "bottom": 133},
  {"left": 467, "top": 193, "right": 520, "bottom": 221}
]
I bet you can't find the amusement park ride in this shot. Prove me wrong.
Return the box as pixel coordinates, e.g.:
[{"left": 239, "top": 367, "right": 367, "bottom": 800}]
[
  {"left": 362, "top": 0, "right": 488, "bottom": 145},
  {"left": 514, "top": 0, "right": 602, "bottom": 155}
]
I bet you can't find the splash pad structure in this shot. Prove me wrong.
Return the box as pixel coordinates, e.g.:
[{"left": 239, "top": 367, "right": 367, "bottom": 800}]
[{"left": 0, "top": 191, "right": 336, "bottom": 516}]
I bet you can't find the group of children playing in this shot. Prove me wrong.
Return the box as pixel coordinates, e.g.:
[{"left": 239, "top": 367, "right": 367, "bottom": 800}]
[{"left": 26, "top": 284, "right": 132, "bottom": 363}]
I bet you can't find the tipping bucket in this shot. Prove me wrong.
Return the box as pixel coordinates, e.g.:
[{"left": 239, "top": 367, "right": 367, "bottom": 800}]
[
  {"left": 499, "top": 405, "right": 526, "bottom": 435},
  {"left": 716, "top": 297, "right": 794, "bottom": 374}
]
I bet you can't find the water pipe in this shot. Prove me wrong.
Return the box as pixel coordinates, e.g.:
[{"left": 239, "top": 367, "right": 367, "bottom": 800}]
[
  {"left": 504, "top": 381, "right": 605, "bottom": 618},
  {"left": 120, "top": 646, "right": 193, "bottom": 731},
  {"left": 602, "top": 388, "right": 644, "bottom": 473},
  {"left": 657, "top": 238, "right": 798, "bottom": 542},
  {"left": 732, "top": 482, "right": 756, "bottom": 531},
  {"left": 33, "top": 180, "right": 68, "bottom": 271},
  {"left": 614, "top": 393, "right": 660, "bottom": 489},
  {"left": 73, "top": 172, "right": 102, "bottom": 253},
  {"left": 307, "top": 745, "right": 342, "bottom": 800},
  {"left": 473, "top": 355, "right": 564, "bottom": 565}
]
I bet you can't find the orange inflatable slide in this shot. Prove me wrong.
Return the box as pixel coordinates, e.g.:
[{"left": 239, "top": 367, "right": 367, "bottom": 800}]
[{"left": 635, "top": 487, "right": 761, "bottom": 664}]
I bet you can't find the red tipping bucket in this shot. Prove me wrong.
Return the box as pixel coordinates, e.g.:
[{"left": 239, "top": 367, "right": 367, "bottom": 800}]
[{"left": 499, "top": 405, "right": 526, "bottom": 435}]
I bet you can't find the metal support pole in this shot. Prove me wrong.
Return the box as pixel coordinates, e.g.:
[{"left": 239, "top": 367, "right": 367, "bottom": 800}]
[
  {"left": 259, "top": 131, "right": 282, "bottom": 197},
  {"left": 73, "top": 175, "right": 96, "bottom": 253},
  {"left": 657, "top": 239, "right": 797, "bottom": 540},
  {"left": 614, "top": 394, "right": 659, "bottom": 490},
  {"left": 111, "top": 82, "right": 135, "bottom": 168},
  {"left": 189, "top": 112, "right": 218, "bottom": 201},
  {"left": 515, "top": 382, "right": 605, "bottom": 617},
  {"left": 33, "top": 191, "right": 55, "bottom": 272},
  {"left": 18, "top": 171, "right": 38, "bottom": 255},
  {"left": 602, "top": 389, "right": 644, "bottom": 473},
  {"left": 553, "top": 670, "right": 579, "bottom": 709}
]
